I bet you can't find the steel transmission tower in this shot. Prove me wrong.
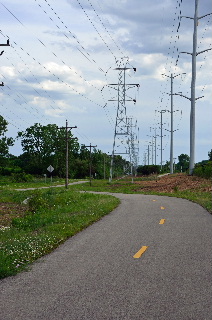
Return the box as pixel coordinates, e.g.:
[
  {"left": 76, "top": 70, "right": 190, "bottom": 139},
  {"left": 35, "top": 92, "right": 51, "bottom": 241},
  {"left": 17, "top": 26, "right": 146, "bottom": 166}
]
[
  {"left": 107, "top": 58, "right": 139, "bottom": 182},
  {"left": 127, "top": 118, "right": 139, "bottom": 179}
]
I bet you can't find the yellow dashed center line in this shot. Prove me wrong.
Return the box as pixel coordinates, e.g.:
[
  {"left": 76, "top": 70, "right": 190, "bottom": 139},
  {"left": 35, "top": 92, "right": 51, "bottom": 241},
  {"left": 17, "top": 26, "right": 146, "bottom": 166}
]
[
  {"left": 160, "top": 206, "right": 165, "bottom": 210},
  {"left": 159, "top": 219, "right": 166, "bottom": 224},
  {"left": 133, "top": 246, "right": 148, "bottom": 259}
]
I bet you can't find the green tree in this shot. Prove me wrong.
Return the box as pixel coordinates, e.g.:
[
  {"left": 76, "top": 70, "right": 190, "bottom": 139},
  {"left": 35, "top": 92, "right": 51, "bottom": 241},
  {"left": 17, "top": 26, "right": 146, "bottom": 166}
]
[
  {"left": 17, "top": 123, "right": 79, "bottom": 176},
  {"left": 208, "top": 149, "right": 212, "bottom": 161},
  {"left": 0, "top": 115, "right": 14, "bottom": 166},
  {"left": 178, "top": 153, "right": 190, "bottom": 172}
]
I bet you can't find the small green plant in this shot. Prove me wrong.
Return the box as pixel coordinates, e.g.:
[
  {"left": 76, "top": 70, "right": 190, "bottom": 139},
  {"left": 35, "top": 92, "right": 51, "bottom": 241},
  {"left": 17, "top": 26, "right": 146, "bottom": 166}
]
[
  {"left": 173, "top": 185, "right": 179, "bottom": 192},
  {"left": 27, "top": 189, "right": 50, "bottom": 213}
]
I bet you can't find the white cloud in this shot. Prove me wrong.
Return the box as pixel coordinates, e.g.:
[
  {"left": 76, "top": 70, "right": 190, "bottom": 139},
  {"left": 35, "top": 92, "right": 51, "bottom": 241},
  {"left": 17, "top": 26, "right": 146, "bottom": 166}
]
[
  {"left": 0, "top": 0, "right": 211, "bottom": 163},
  {"left": 0, "top": 66, "right": 16, "bottom": 78}
]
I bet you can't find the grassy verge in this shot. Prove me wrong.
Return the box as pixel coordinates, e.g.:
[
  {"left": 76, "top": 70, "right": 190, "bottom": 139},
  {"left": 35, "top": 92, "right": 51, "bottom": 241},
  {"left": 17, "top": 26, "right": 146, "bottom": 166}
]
[
  {"left": 0, "top": 176, "right": 84, "bottom": 189},
  {"left": 157, "top": 190, "right": 212, "bottom": 213},
  {"left": 69, "top": 177, "right": 212, "bottom": 214},
  {"left": 0, "top": 187, "right": 120, "bottom": 279},
  {"left": 68, "top": 179, "right": 146, "bottom": 193}
]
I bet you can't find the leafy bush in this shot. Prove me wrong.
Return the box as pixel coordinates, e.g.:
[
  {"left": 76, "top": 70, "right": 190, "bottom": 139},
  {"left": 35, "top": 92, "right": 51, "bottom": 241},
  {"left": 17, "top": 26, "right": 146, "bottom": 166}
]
[
  {"left": 0, "top": 166, "right": 22, "bottom": 176},
  {"left": 11, "top": 172, "right": 33, "bottom": 183},
  {"left": 137, "top": 165, "right": 160, "bottom": 175},
  {"left": 194, "top": 165, "right": 203, "bottom": 178},
  {"left": 27, "top": 189, "right": 50, "bottom": 213},
  {"left": 193, "top": 161, "right": 212, "bottom": 179}
]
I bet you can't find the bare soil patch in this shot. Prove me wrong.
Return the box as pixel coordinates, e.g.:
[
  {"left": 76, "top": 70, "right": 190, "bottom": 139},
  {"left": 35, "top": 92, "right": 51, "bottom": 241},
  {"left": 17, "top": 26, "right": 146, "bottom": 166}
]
[
  {"left": 0, "top": 203, "right": 28, "bottom": 228},
  {"left": 134, "top": 173, "right": 212, "bottom": 193}
]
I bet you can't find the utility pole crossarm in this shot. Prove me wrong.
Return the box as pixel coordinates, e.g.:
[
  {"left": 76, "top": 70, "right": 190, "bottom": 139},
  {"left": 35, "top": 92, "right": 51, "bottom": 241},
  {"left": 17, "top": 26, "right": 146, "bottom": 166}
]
[
  {"left": 180, "top": 51, "right": 192, "bottom": 55},
  {"left": 0, "top": 39, "right": 10, "bottom": 46},
  {"left": 198, "top": 12, "right": 212, "bottom": 20},
  {"left": 173, "top": 93, "right": 204, "bottom": 101},
  {"left": 173, "top": 93, "right": 191, "bottom": 100},
  {"left": 196, "top": 48, "right": 212, "bottom": 56},
  {"left": 181, "top": 16, "right": 194, "bottom": 19}
]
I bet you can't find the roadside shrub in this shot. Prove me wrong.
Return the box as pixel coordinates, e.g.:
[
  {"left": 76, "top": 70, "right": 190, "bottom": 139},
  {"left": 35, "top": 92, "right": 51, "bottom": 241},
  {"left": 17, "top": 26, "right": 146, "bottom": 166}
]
[
  {"left": 11, "top": 172, "right": 33, "bottom": 183},
  {"left": 204, "top": 164, "right": 212, "bottom": 179},
  {"left": 193, "top": 166, "right": 202, "bottom": 177},
  {"left": 137, "top": 165, "right": 160, "bottom": 175},
  {"left": 27, "top": 190, "right": 50, "bottom": 213},
  {"left": 193, "top": 161, "right": 212, "bottom": 179},
  {"left": 0, "top": 166, "right": 22, "bottom": 176}
]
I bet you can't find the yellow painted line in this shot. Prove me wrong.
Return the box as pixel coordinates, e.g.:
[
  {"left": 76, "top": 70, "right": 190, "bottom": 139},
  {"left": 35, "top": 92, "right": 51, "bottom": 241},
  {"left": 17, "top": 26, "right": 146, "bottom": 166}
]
[
  {"left": 159, "top": 219, "right": 166, "bottom": 224},
  {"left": 160, "top": 206, "right": 165, "bottom": 210},
  {"left": 133, "top": 246, "right": 148, "bottom": 259},
  {"left": 152, "top": 200, "right": 156, "bottom": 201}
]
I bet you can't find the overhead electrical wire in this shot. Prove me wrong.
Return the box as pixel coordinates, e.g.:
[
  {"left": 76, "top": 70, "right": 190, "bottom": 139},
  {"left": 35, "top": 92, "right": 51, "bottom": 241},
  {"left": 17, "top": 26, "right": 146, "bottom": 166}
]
[
  {"left": 86, "top": 0, "right": 124, "bottom": 56},
  {"left": 0, "top": 1, "right": 117, "bottom": 149},
  {"left": 75, "top": 0, "right": 117, "bottom": 61},
  {"left": 38, "top": 0, "right": 105, "bottom": 73},
  {"left": 1, "top": 1, "right": 139, "bottom": 160},
  {"left": 150, "top": 0, "right": 184, "bottom": 160}
]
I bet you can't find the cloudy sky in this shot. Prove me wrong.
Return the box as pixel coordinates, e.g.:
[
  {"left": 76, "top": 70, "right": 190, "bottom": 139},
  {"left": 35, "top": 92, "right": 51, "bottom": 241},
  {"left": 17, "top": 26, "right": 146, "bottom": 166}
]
[{"left": 0, "top": 0, "right": 211, "bottom": 166}]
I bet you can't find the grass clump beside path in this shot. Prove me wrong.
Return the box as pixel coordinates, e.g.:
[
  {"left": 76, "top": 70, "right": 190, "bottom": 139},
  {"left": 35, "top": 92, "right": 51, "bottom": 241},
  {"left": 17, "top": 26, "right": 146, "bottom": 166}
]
[{"left": 0, "top": 188, "right": 120, "bottom": 279}]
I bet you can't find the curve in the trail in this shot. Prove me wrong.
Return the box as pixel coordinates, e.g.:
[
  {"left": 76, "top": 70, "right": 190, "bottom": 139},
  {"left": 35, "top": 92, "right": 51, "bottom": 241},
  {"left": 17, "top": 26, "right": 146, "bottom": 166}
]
[{"left": 1, "top": 193, "right": 212, "bottom": 320}]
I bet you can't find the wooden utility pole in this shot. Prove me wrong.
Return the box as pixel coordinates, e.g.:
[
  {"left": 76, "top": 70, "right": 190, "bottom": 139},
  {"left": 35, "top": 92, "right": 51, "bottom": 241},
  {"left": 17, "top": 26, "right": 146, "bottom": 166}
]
[
  {"left": 59, "top": 120, "right": 77, "bottom": 189},
  {"left": 83, "top": 143, "right": 97, "bottom": 186}
]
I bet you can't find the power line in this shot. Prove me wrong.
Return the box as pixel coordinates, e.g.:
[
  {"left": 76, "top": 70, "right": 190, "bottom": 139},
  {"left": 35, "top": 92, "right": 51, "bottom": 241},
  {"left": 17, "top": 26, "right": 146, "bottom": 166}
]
[
  {"left": 75, "top": 0, "right": 117, "bottom": 60},
  {"left": 38, "top": 0, "right": 105, "bottom": 73}
]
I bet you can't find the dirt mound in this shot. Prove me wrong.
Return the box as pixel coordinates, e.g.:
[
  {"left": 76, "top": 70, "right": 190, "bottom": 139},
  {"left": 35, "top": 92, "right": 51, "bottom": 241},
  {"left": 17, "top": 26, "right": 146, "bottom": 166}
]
[{"left": 134, "top": 173, "right": 212, "bottom": 193}]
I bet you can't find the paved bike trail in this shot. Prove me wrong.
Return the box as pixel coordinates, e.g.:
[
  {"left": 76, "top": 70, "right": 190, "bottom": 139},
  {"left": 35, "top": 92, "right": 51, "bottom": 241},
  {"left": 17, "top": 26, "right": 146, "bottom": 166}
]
[{"left": 0, "top": 193, "right": 211, "bottom": 319}]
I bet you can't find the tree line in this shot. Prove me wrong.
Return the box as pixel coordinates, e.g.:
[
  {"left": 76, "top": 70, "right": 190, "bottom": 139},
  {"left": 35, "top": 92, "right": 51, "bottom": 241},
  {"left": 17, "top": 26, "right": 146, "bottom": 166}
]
[{"left": 0, "top": 116, "right": 130, "bottom": 179}]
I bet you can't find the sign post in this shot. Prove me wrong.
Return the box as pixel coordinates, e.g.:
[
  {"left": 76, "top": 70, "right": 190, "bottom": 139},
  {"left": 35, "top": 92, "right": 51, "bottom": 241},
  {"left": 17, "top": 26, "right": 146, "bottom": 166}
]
[{"left": 47, "top": 165, "right": 54, "bottom": 183}]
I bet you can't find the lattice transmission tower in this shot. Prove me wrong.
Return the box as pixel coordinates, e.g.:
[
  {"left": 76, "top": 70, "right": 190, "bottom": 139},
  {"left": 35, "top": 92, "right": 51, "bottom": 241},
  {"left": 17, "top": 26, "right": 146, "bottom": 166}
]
[{"left": 107, "top": 57, "right": 139, "bottom": 181}]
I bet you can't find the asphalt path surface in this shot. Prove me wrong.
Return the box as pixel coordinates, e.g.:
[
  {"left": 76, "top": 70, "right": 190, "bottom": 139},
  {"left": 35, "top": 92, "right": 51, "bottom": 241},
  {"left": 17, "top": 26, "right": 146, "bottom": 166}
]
[{"left": 1, "top": 193, "right": 212, "bottom": 319}]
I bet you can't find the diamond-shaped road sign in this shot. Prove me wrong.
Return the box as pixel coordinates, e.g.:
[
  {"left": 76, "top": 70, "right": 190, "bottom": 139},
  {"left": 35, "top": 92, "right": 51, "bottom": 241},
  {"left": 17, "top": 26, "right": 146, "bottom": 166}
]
[{"left": 47, "top": 165, "right": 54, "bottom": 173}]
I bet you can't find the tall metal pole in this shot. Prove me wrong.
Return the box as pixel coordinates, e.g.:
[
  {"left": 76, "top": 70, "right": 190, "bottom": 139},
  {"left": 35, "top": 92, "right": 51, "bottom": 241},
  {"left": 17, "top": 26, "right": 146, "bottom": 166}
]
[
  {"left": 148, "top": 144, "right": 150, "bottom": 166},
  {"left": 65, "top": 120, "right": 69, "bottom": 189},
  {"left": 180, "top": 1, "right": 211, "bottom": 174},
  {"left": 154, "top": 128, "right": 157, "bottom": 165},
  {"left": 190, "top": 0, "right": 198, "bottom": 175},
  {"left": 170, "top": 74, "right": 174, "bottom": 174},
  {"left": 162, "top": 72, "right": 185, "bottom": 173},
  {"left": 160, "top": 110, "right": 167, "bottom": 170},
  {"left": 161, "top": 112, "right": 163, "bottom": 170}
]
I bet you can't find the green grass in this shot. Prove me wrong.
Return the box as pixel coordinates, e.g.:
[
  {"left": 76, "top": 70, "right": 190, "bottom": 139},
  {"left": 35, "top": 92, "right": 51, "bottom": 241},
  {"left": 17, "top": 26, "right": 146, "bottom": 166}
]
[
  {"left": 159, "top": 189, "right": 212, "bottom": 213},
  {"left": 68, "top": 179, "right": 142, "bottom": 193},
  {"left": 1, "top": 174, "right": 211, "bottom": 279},
  {"left": 0, "top": 176, "right": 83, "bottom": 190},
  {"left": 69, "top": 177, "right": 212, "bottom": 214},
  {"left": 0, "top": 187, "right": 120, "bottom": 278}
]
